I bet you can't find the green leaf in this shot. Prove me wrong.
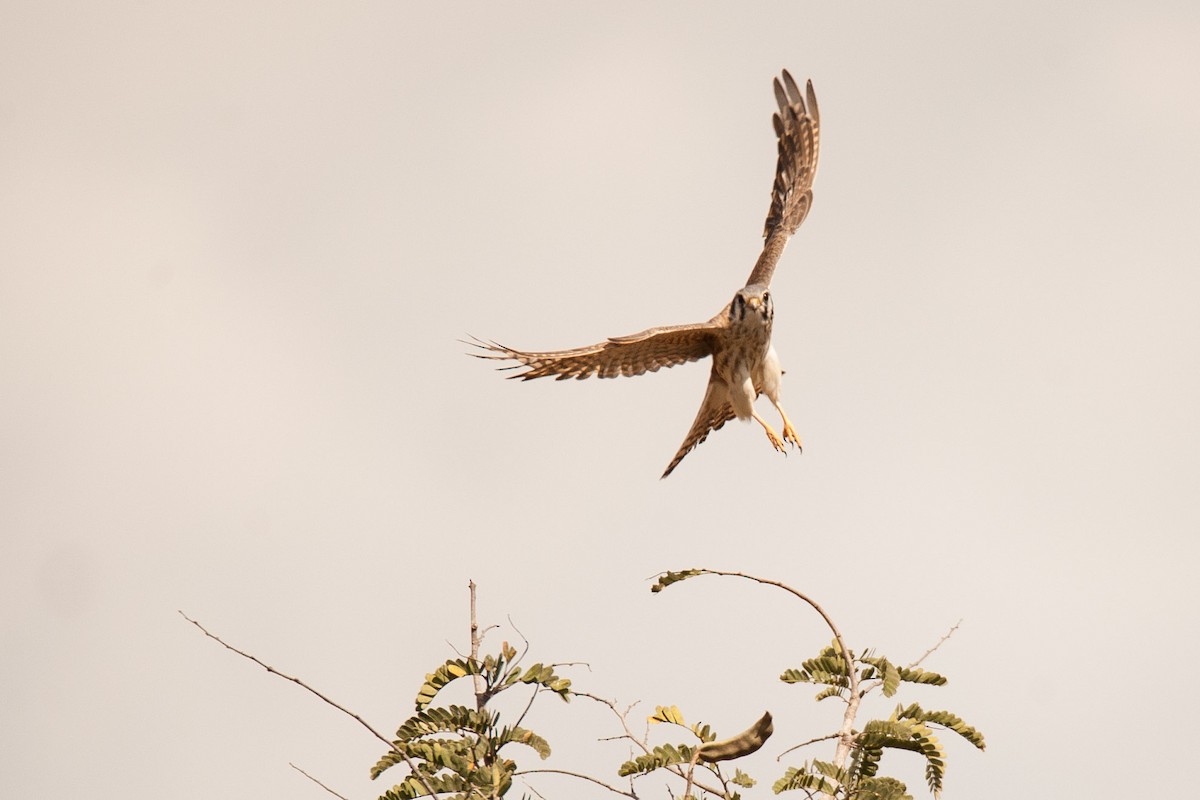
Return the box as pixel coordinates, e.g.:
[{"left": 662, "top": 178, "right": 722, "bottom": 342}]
[
  {"left": 496, "top": 725, "right": 552, "bottom": 759},
  {"left": 774, "top": 760, "right": 846, "bottom": 795},
  {"left": 861, "top": 656, "right": 901, "bottom": 698},
  {"left": 774, "top": 766, "right": 839, "bottom": 795},
  {"left": 859, "top": 717, "right": 947, "bottom": 797},
  {"left": 692, "top": 722, "right": 716, "bottom": 743},
  {"left": 896, "top": 666, "right": 947, "bottom": 686},
  {"left": 650, "top": 705, "right": 687, "bottom": 726},
  {"left": 651, "top": 569, "right": 704, "bottom": 593},
  {"left": 813, "top": 685, "right": 845, "bottom": 702},
  {"left": 372, "top": 738, "right": 476, "bottom": 780},
  {"left": 730, "top": 768, "right": 756, "bottom": 788},
  {"left": 514, "top": 663, "right": 572, "bottom": 702},
  {"left": 617, "top": 743, "right": 695, "bottom": 777},
  {"left": 414, "top": 659, "right": 481, "bottom": 710},
  {"left": 895, "top": 703, "right": 986, "bottom": 751},
  {"left": 855, "top": 776, "right": 913, "bottom": 800},
  {"left": 377, "top": 771, "right": 467, "bottom": 800},
  {"left": 850, "top": 741, "right": 883, "bottom": 780},
  {"left": 394, "top": 705, "right": 496, "bottom": 742},
  {"left": 781, "top": 646, "right": 850, "bottom": 688}
]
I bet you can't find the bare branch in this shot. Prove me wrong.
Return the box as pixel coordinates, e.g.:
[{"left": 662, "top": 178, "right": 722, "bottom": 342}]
[
  {"left": 516, "top": 768, "right": 639, "bottom": 798},
  {"left": 179, "top": 611, "right": 441, "bottom": 800},
  {"left": 289, "top": 763, "right": 349, "bottom": 800},
  {"left": 513, "top": 684, "right": 540, "bottom": 729},
  {"left": 775, "top": 733, "right": 841, "bottom": 761},
  {"left": 469, "top": 580, "right": 487, "bottom": 709},
  {"left": 522, "top": 780, "right": 549, "bottom": 800},
  {"left": 179, "top": 611, "right": 391, "bottom": 747},
  {"left": 680, "top": 570, "right": 858, "bottom": 698},
  {"left": 507, "top": 613, "right": 531, "bottom": 667},
  {"left": 907, "top": 619, "right": 963, "bottom": 669},
  {"left": 576, "top": 693, "right": 650, "bottom": 754}
]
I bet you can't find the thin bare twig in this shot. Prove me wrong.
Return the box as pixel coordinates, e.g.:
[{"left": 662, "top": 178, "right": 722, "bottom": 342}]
[
  {"left": 179, "top": 611, "right": 440, "bottom": 800},
  {"left": 516, "top": 768, "right": 638, "bottom": 798},
  {"left": 289, "top": 763, "right": 350, "bottom": 800},
  {"left": 506, "top": 613, "right": 531, "bottom": 666},
  {"left": 907, "top": 619, "right": 963, "bottom": 669},
  {"left": 775, "top": 733, "right": 841, "bottom": 761},
  {"left": 682, "top": 570, "right": 858, "bottom": 698},
  {"left": 576, "top": 693, "right": 648, "bottom": 753},
  {"left": 522, "top": 780, "right": 549, "bottom": 800},
  {"left": 512, "top": 684, "right": 540, "bottom": 730}
]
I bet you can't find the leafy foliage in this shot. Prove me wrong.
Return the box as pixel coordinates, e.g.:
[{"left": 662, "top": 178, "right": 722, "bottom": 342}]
[
  {"left": 618, "top": 743, "right": 696, "bottom": 777},
  {"left": 651, "top": 569, "right": 705, "bottom": 593},
  {"left": 730, "top": 768, "right": 756, "bottom": 788},
  {"left": 857, "top": 717, "right": 946, "bottom": 796},
  {"left": 650, "top": 704, "right": 717, "bottom": 743},
  {"left": 774, "top": 760, "right": 845, "bottom": 796},
  {"left": 860, "top": 655, "right": 901, "bottom": 697},
  {"left": 772, "top": 637, "right": 985, "bottom": 799},
  {"left": 895, "top": 666, "right": 947, "bottom": 687},
  {"left": 374, "top": 638, "right": 569, "bottom": 799},
  {"left": 895, "top": 704, "right": 986, "bottom": 751},
  {"left": 414, "top": 643, "right": 571, "bottom": 711},
  {"left": 780, "top": 643, "right": 851, "bottom": 695},
  {"left": 855, "top": 776, "right": 914, "bottom": 800},
  {"left": 371, "top": 575, "right": 984, "bottom": 800}
]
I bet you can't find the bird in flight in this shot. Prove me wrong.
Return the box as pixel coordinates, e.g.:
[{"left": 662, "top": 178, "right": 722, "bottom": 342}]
[{"left": 470, "top": 70, "right": 821, "bottom": 478}]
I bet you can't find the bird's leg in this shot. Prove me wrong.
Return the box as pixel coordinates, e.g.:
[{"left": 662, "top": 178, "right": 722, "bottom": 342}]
[
  {"left": 769, "top": 397, "right": 803, "bottom": 452},
  {"left": 751, "top": 411, "right": 787, "bottom": 454}
]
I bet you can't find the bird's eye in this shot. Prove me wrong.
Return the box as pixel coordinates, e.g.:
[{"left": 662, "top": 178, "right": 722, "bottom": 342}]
[{"left": 762, "top": 292, "right": 771, "bottom": 303}]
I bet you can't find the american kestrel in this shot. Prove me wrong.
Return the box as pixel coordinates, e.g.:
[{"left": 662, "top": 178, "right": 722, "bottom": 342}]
[{"left": 471, "top": 71, "right": 820, "bottom": 478}]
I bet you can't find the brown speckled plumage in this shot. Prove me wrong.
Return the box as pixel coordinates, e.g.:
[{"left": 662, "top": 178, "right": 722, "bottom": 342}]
[{"left": 469, "top": 71, "right": 821, "bottom": 477}]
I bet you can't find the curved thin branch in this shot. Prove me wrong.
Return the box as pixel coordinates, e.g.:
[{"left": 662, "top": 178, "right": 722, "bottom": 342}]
[
  {"left": 515, "top": 768, "right": 637, "bottom": 798},
  {"left": 775, "top": 733, "right": 840, "bottom": 761},
  {"left": 513, "top": 684, "right": 540, "bottom": 730},
  {"left": 179, "top": 611, "right": 440, "bottom": 800},
  {"left": 506, "top": 613, "right": 531, "bottom": 665},
  {"left": 670, "top": 570, "right": 861, "bottom": 796},
  {"left": 289, "top": 763, "right": 349, "bottom": 800},
  {"left": 688, "top": 570, "right": 858, "bottom": 700}
]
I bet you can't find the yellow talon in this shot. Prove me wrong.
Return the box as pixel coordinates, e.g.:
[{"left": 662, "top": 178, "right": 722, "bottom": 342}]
[
  {"left": 762, "top": 424, "right": 787, "bottom": 453},
  {"left": 781, "top": 420, "right": 802, "bottom": 451}
]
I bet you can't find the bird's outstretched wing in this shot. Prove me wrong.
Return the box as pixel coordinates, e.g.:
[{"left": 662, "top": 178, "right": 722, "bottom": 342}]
[
  {"left": 467, "top": 320, "right": 723, "bottom": 381},
  {"left": 661, "top": 373, "right": 737, "bottom": 478},
  {"left": 744, "top": 71, "right": 821, "bottom": 289}
]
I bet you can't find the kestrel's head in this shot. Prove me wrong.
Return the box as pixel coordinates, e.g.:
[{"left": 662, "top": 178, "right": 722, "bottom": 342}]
[{"left": 729, "top": 284, "right": 773, "bottom": 326}]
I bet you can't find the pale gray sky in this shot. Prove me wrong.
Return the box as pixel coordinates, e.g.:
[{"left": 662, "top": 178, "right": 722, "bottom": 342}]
[{"left": 3, "top": 2, "right": 1198, "bottom": 798}]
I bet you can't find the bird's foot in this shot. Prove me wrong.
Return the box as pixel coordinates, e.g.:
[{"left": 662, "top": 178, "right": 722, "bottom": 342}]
[
  {"left": 782, "top": 420, "right": 803, "bottom": 453},
  {"left": 762, "top": 424, "right": 787, "bottom": 454}
]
